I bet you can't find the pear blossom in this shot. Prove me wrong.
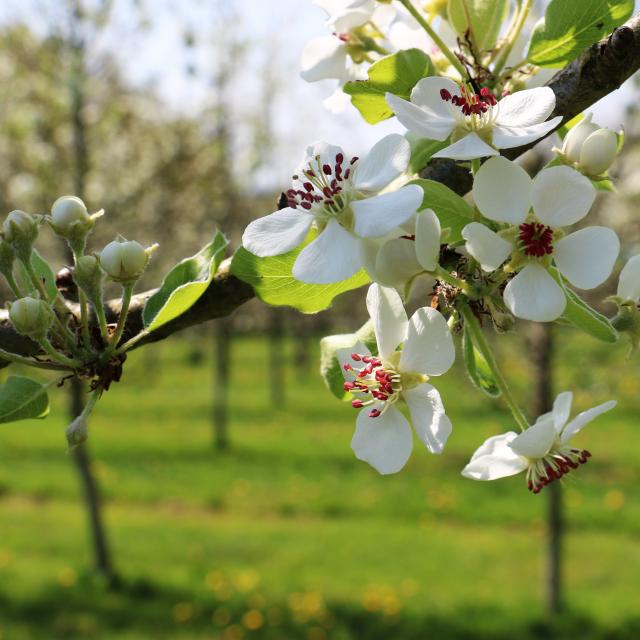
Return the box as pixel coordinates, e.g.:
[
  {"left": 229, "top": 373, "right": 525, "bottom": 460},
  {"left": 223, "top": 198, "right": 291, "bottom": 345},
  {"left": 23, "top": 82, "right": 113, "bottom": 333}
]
[
  {"left": 617, "top": 255, "right": 640, "bottom": 302},
  {"left": 336, "top": 284, "right": 455, "bottom": 474},
  {"left": 462, "top": 156, "right": 620, "bottom": 322},
  {"left": 462, "top": 392, "right": 616, "bottom": 493},
  {"left": 385, "top": 77, "right": 562, "bottom": 160},
  {"left": 242, "top": 135, "right": 423, "bottom": 284}
]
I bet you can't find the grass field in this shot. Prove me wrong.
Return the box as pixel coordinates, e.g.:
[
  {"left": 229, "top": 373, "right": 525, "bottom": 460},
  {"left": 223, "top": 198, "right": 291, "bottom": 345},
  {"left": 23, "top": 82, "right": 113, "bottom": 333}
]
[{"left": 0, "top": 325, "right": 638, "bottom": 639}]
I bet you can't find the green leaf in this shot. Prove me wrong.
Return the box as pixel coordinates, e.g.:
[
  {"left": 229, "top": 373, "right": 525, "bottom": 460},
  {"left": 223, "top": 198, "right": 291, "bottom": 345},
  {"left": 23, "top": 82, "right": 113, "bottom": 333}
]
[
  {"left": 462, "top": 324, "right": 500, "bottom": 398},
  {"left": 549, "top": 267, "right": 618, "bottom": 343},
  {"left": 143, "top": 231, "right": 228, "bottom": 332},
  {"left": 343, "top": 49, "right": 434, "bottom": 124},
  {"left": 14, "top": 250, "right": 58, "bottom": 300},
  {"left": 526, "top": 0, "right": 633, "bottom": 68},
  {"left": 447, "top": 0, "right": 510, "bottom": 52},
  {"left": 556, "top": 113, "right": 584, "bottom": 141},
  {"left": 408, "top": 135, "right": 448, "bottom": 174},
  {"left": 230, "top": 230, "right": 370, "bottom": 314},
  {"left": 410, "top": 179, "right": 474, "bottom": 243},
  {"left": 320, "top": 320, "right": 377, "bottom": 400},
  {"left": 0, "top": 376, "right": 49, "bottom": 423}
]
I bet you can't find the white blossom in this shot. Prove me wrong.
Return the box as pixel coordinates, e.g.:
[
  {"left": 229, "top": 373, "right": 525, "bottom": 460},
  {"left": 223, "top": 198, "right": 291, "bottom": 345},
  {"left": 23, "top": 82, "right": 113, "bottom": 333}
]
[{"left": 617, "top": 255, "right": 640, "bottom": 302}]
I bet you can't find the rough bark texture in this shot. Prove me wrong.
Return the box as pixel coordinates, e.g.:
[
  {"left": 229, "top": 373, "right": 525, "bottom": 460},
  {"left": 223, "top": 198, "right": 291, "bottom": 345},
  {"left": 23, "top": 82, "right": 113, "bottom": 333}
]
[{"left": 2, "top": 14, "right": 640, "bottom": 357}]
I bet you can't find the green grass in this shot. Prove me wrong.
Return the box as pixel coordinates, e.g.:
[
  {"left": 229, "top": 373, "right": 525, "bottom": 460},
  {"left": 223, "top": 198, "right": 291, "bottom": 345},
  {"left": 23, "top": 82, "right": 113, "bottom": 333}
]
[{"left": 0, "top": 327, "right": 638, "bottom": 639}]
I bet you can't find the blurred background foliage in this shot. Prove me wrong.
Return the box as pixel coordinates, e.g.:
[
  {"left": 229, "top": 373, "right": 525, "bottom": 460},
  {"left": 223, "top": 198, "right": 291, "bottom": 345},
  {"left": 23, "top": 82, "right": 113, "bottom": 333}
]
[{"left": 0, "top": 0, "right": 638, "bottom": 639}]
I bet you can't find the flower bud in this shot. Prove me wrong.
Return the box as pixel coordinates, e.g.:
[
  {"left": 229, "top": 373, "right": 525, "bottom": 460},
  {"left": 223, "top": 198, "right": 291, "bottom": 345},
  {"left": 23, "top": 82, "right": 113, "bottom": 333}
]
[
  {"left": 8, "top": 296, "right": 53, "bottom": 339},
  {"left": 99, "top": 238, "right": 155, "bottom": 283},
  {"left": 66, "top": 415, "right": 89, "bottom": 449},
  {"left": 560, "top": 114, "right": 619, "bottom": 175},
  {"left": 50, "top": 195, "right": 103, "bottom": 253},
  {"left": 2, "top": 210, "right": 38, "bottom": 260},
  {"left": 73, "top": 255, "right": 104, "bottom": 303}
]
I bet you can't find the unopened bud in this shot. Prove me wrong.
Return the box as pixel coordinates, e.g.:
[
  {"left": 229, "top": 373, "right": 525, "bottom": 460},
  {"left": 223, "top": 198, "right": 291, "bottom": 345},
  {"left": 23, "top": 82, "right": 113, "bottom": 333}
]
[
  {"left": 560, "top": 114, "right": 619, "bottom": 175},
  {"left": 50, "top": 196, "right": 103, "bottom": 253},
  {"left": 66, "top": 415, "right": 88, "bottom": 449},
  {"left": 99, "top": 238, "right": 156, "bottom": 283},
  {"left": 3, "top": 210, "right": 38, "bottom": 260},
  {"left": 8, "top": 296, "right": 53, "bottom": 339},
  {"left": 73, "top": 255, "right": 104, "bottom": 303}
]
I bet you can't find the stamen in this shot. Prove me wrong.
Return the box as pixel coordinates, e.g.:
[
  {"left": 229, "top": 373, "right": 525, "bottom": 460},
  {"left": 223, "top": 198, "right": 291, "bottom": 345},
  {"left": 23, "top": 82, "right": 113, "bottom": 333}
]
[
  {"left": 526, "top": 447, "right": 592, "bottom": 493},
  {"left": 518, "top": 222, "right": 554, "bottom": 257}
]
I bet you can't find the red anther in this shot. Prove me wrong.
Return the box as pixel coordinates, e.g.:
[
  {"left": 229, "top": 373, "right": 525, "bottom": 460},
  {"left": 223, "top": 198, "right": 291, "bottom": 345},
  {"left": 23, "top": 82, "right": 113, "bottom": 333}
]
[
  {"left": 351, "top": 353, "right": 362, "bottom": 361},
  {"left": 304, "top": 169, "right": 315, "bottom": 178},
  {"left": 369, "top": 409, "right": 381, "bottom": 418},
  {"left": 344, "top": 168, "right": 351, "bottom": 180},
  {"left": 527, "top": 480, "right": 534, "bottom": 491},
  {"left": 303, "top": 182, "right": 314, "bottom": 192},
  {"left": 358, "top": 370, "right": 368, "bottom": 378},
  {"left": 480, "top": 87, "right": 490, "bottom": 97},
  {"left": 532, "top": 486, "right": 541, "bottom": 494},
  {"left": 583, "top": 450, "right": 592, "bottom": 458},
  {"left": 323, "top": 164, "right": 332, "bottom": 175},
  {"left": 502, "top": 90, "right": 510, "bottom": 97},
  {"left": 323, "top": 186, "right": 333, "bottom": 198},
  {"left": 288, "top": 201, "right": 297, "bottom": 209},
  {"left": 519, "top": 222, "right": 554, "bottom": 257},
  {"left": 350, "top": 156, "right": 359, "bottom": 165},
  {"left": 330, "top": 179, "right": 338, "bottom": 189},
  {"left": 440, "top": 88, "right": 452, "bottom": 101},
  {"left": 343, "top": 363, "right": 353, "bottom": 371},
  {"left": 400, "top": 234, "right": 416, "bottom": 240},
  {"left": 343, "top": 381, "right": 356, "bottom": 391},
  {"left": 352, "top": 400, "right": 364, "bottom": 408},
  {"left": 336, "top": 153, "right": 344, "bottom": 165},
  {"left": 301, "top": 202, "right": 312, "bottom": 210},
  {"left": 337, "top": 32, "right": 350, "bottom": 43},
  {"left": 286, "top": 188, "right": 297, "bottom": 197},
  {"left": 324, "top": 200, "right": 335, "bottom": 207},
  {"left": 362, "top": 356, "right": 371, "bottom": 363}
]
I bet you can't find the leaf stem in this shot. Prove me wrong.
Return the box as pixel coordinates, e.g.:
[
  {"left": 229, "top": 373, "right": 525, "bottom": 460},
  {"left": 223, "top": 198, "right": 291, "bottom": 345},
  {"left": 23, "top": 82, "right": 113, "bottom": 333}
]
[
  {"left": 115, "top": 328, "right": 149, "bottom": 356},
  {"left": 0, "top": 347, "right": 74, "bottom": 371},
  {"left": 461, "top": 304, "right": 529, "bottom": 431},
  {"left": 492, "top": 0, "right": 532, "bottom": 78},
  {"left": 108, "top": 283, "right": 134, "bottom": 351},
  {"left": 398, "top": 0, "right": 468, "bottom": 79},
  {"left": 39, "top": 337, "right": 82, "bottom": 369}
]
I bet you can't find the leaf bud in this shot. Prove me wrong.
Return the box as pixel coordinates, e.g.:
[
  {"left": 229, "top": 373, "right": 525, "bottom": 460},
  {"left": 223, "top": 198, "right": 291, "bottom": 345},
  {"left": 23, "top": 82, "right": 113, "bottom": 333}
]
[
  {"left": 99, "top": 238, "right": 157, "bottom": 283},
  {"left": 8, "top": 296, "right": 54, "bottom": 339},
  {"left": 2, "top": 210, "right": 38, "bottom": 261}
]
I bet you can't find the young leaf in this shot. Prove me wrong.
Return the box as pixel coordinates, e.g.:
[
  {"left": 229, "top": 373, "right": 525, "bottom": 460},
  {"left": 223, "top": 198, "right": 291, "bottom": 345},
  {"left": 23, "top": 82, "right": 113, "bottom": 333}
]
[
  {"left": 230, "top": 231, "right": 369, "bottom": 314},
  {"left": 408, "top": 135, "right": 448, "bottom": 174},
  {"left": 14, "top": 250, "right": 58, "bottom": 301},
  {"left": 447, "top": 0, "right": 510, "bottom": 53},
  {"left": 320, "top": 320, "right": 377, "bottom": 400},
  {"left": 143, "top": 231, "right": 228, "bottom": 332},
  {"left": 526, "top": 0, "right": 633, "bottom": 69},
  {"left": 462, "top": 324, "right": 501, "bottom": 398},
  {"left": 343, "top": 49, "right": 434, "bottom": 124},
  {"left": 0, "top": 376, "right": 49, "bottom": 423},
  {"left": 409, "top": 179, "right": 474, "bottom": 243},
  {"left": 549, "top": 267, "right": 618, "bottom": 343}
]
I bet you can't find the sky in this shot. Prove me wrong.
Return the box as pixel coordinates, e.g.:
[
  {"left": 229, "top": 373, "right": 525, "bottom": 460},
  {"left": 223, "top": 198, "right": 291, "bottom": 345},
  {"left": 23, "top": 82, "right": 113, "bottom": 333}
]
[{"left": 1, "top": 0, "right": 638, "bottom": 188}]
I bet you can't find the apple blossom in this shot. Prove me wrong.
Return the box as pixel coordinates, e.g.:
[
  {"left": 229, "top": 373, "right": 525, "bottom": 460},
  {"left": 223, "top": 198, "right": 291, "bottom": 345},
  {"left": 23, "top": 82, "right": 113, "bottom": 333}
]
[
  {"left": 336, "top": 283, "right": 455, "bottom": 474},
  {"left": 617, "top": 254, "right": 640, "bottom": 302},
  {"left": 242, "top": 135, "right": 423, "bottom": 284},
  {"left": 385, "top": 78, "right": 562, "bottom": 160},
  {"left": 462, "top": 392, "right": 616, "bottom": 493},
  {"left": 462, "top": 157, "right": 620, "bottom": 322}
]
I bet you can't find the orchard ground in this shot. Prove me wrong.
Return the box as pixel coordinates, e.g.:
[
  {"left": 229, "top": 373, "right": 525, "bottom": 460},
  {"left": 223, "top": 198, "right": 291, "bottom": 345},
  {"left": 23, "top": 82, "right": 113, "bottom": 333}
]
[{"left": 0, "top": 326, "right": 638, "bottom": 639}]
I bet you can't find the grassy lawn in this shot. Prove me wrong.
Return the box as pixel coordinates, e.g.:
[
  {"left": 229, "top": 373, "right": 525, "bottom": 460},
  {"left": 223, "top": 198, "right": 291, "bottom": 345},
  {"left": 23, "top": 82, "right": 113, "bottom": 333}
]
[{"left": 0, "top": 326, "right": 638, "bottom": 639}]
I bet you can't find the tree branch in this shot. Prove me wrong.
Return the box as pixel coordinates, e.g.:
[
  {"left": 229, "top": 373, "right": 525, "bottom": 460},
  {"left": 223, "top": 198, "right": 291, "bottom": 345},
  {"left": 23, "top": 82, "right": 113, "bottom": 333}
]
[{"left": 2, "top": 14, "right": 640, "bottom": 361}]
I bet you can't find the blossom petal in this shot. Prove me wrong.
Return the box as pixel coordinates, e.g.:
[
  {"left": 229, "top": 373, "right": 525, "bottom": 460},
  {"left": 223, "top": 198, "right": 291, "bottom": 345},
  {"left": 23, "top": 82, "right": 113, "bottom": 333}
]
[
  {"left": 300, "top": 37, "right": 348, "bottom": 82},
  {"left": 503, "top": 263, "right": 566, "bottom": 322},
  {"left": 410, "top": 76, "right": 460, "bottom": 119},
  {"left": 353, "top": 185, "right": 423, "bottom": 238},
  {"left": 472, "top": 156, "right": 532, "bottom": 224},
  {"left": 552, "top": 391, "right": 573, "bottom": 433},
  {"left": 415, "top": 209, "right": 441, "bottom": 272},
  {"left": 531, "top": 166, "right": 596, "bottom": 227},
  {"left": 351, "top": 406, "right": 413, "bottom": 474},
  {"left": 385, "top": 93, "right": 455, "bottom": 141},
  {"left": 336, "top": 340, "right": 371, "bottom": 381},
  {"left": 400, "top": 307, "right": 455, "bottom": 376},
  {"left": 374, "top": 237, "right": 422, "bottom": 288},
  {"left": 354, "top": 134, "right": 411, "bottom": 192},
  {"left": 495, "top": 86, "right": 557, "bottom": 128},
  {"left": 554, "top": 227, "right": 620, "bottom": 289},
  {"left": 617, "top": 254, "right": 640, "bottom": 301},
  {"left": 462, "top": 432, "right": 528, "bottom": 480},
  {"left": 432, "top": 132, "right": 499, "bottom": 161},
  {"left": 292, "top": 220, "right": 361, "bottom": 284},
  {"left": 560, "top": 400, "right": 617, "bottom": 443},
  {"left": 242, "top": 208, "right": 314, "bottom": 257},
  {"left": 366, "top": 283, "right": 408, "bottom": 360},
  {"left": 509, "top": 416, "right": 556, "bottom": 458},
  {"left": 492, "top": 117, "right": 562, "bottom": 150},
  {"left": 303, "top": 141, "right": 345, "bottom": 166},
  {"left": 462, "top": 222, "right": 513, "bottom": 271},
  {"left": 404, "top": 383, "right": 452, "bottom": 454}
]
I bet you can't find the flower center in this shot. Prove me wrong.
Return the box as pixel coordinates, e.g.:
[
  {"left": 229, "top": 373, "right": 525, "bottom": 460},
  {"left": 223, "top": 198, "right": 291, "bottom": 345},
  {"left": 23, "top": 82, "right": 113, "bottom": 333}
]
[
  {"left": 343, "top": 353, "right": 401, "bottom": 418},
  {"left": 286, "top": 153, "right": 359, "bottom": 224},
  {"left": 526, "top": 446, "right": 591, "bottom": 494},
  {"left": 518, "top": 222, "right": 554, "bottom": 257},
  {"left": 440, "top": 85, "right": 497, "bottom": 117}
]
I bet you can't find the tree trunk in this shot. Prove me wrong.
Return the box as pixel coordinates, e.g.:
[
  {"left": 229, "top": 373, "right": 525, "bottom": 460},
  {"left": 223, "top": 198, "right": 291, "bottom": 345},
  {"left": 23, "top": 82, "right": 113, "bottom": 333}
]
[
  {"left": 69, "top": 378, "right": 118, "bottom": 586},
  {"left": 530, "top": 323, "right": 562, "bottom": 614},
  {"left": 212, "top": 317, "right": 232, "bottom": 450}
]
